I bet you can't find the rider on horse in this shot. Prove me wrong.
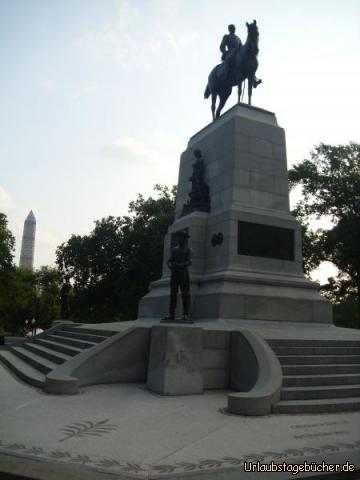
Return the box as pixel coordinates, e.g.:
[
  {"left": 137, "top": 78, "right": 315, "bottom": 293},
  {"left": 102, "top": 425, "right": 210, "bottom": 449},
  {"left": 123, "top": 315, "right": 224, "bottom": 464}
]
[
  {"left": 205, "top": 20, "right": 261, "bottom": 119},
  {"left": 220, "top": 24, "right": 261, "bottom": 88}
]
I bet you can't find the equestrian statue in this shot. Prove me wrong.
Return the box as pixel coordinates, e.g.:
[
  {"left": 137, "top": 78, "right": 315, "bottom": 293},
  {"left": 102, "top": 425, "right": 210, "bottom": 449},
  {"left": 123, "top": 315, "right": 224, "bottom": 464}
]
[{"left": 204, "top": 21, "right": 262, "bottom": 120}]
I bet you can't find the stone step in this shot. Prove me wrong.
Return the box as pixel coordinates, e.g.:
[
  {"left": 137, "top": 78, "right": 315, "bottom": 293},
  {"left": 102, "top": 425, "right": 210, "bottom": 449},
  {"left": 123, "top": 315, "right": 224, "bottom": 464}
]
[
  {"left": 283, "top": 373, "right": 360, "bottom": 387},
  {"left": 61, "top": 326, "right": 116, "bottom": 337},
  {"left": 278, "top": 355, "right": 360, "bottom": 365},
  {"left": 281, "top": 384, "right": 360, "bottom": 400},
  {"left": 46, "top": 334, "right": 96, "bottom": 349},
  {"left": 0, "top": 350, "right": 46, "bottom": 388},
  {"left": 282, "top": 364, "right": 360, "bottom": 375},
  {"left": 273, "top": 346, "right": 360, "bottom": 356},
  {"left": 11, "top": 346, "right": 58, "bottom": 374},
  {"left": 267, "top": 339, "right": 360, "bottom": 347},
  {"left": 273, "top": 397, "right": 360, "bottom": 414},
  {"left": 34, "top": 337, "right": 83, "bottom": 356},
  {"left": 23, "top": 342, "right": 71, "bottom": 364},
  {"left": 53, "top": 330, "right": 108, "bottom": 343}
]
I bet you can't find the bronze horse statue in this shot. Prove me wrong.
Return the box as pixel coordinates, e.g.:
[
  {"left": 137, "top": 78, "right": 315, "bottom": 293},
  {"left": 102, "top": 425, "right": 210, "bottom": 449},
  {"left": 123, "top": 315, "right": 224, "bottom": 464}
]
[{"left": 204, "top": 20, "right": 260, "bottom": 120}]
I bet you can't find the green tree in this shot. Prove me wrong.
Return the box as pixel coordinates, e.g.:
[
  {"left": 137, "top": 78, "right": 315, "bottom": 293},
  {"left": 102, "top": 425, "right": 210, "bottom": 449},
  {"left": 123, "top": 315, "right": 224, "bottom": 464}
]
[
  {"left": 291, "top": 204, "right": 324, "bottom": 276},
  {"left": 0, "top": 212, "right": 24, "bottom": 334},
  {"left": 0, "top": 213, "right": 15, "bottom": 271},
  {"left": 0, "top": 213, "right": 62, "bottom": 333},
  {"left": 56, "top": 185, "right": 176, "bottom": 321},
  {"left": 0, "top": 267, "right": 35, "bottom": 334},
  {"left": 289, "top": 142, "right": 360, "bottom": 328},
  {"left": 35, "top": 266, "right": 62, "bottom": 329},
  {"left": 0, "top": 267, "right": 62, "bottom": 334}
]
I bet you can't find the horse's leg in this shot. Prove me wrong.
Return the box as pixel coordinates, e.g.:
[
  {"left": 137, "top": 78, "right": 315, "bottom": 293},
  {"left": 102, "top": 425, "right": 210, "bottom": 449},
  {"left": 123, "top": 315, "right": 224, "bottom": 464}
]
[
  {"left": 248, "top": 78, "right": 253, "bottom": 105},
  {"left": 237, "top": 81, "right": 243, "bottom": 104},
  {"left": 216, "top": 96, "right": 226, "bottom": 119},
  {"left": 216, "top": 88, "right": 231, "bottom": 118},
  {"left": 211, "top": 93, "right": 216, "bottom": 121}
]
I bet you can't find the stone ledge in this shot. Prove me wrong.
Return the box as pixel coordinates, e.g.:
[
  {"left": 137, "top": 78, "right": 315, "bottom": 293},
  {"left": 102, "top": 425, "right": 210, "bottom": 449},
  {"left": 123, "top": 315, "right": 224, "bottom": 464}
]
[
  {"left": 188, "top": 103, "right": 278, "bottom": 147},
  {"left": 228, "top": 329, "right": 282, "bottom": 415},
  {"left": 45, "top": 327, "right": 150, "bottom": 394}
]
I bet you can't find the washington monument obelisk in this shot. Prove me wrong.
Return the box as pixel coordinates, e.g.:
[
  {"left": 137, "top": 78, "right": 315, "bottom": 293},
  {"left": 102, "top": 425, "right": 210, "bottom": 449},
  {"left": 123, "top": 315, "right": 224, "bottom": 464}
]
[{"left": 19, "top": 210, "right": 36, "bottom": 269}]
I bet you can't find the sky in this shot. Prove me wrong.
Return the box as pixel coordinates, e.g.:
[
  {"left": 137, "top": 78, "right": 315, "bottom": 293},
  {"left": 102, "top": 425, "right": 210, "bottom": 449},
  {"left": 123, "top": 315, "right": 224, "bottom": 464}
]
[{"left": 0, "top": 0, "right": 359, "bottom": 284}]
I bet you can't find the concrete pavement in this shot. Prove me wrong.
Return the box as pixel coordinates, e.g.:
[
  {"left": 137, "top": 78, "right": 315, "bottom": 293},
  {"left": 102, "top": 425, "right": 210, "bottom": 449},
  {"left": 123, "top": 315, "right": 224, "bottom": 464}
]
[{"left": 1, "top": 356, "right": 360, "bottom": 479}]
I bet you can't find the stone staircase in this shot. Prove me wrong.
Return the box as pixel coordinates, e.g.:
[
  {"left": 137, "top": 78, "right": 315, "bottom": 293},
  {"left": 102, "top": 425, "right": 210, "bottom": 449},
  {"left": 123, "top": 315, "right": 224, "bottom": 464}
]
[
  {"left": 0, "top": 325, "right": 116, "bottom": 389},
  {"left": 267, "top": 339, "right": 360, "bottom": 413}
]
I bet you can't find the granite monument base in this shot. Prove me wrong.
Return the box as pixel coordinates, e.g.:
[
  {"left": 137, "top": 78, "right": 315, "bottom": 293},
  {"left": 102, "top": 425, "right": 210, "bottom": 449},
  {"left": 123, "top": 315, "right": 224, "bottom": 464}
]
[
  {"left": 147, "top": 325, "right": 203, "bottom": 395},
  {"left": 138, "top": 104, "right": 332, "bottom": 324}
]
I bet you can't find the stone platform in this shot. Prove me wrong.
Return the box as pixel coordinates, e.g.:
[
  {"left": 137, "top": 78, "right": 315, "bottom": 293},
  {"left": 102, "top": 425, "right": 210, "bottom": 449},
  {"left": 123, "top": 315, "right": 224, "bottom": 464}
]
[
  {"left": 2, "top": 319, "right": 360, "bottom": 414},
  {"left": 0, "top": 358, "right": 359, "bottom": 480}
]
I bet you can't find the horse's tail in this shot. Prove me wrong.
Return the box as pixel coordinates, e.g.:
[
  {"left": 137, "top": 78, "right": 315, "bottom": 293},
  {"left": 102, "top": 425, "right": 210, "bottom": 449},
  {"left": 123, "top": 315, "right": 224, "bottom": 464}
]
[{"left": 204, "top": 83, "right": 210, "bottom": 99}]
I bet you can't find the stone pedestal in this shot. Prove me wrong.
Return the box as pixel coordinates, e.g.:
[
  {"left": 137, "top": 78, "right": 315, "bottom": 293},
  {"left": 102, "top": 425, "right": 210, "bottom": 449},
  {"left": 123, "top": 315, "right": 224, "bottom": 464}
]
[
  {"left": 138, "top": 104, "right": 332, "bottom": 323},
  {"left": 147, "top": 326, "right": 203, "bottom": 395}
]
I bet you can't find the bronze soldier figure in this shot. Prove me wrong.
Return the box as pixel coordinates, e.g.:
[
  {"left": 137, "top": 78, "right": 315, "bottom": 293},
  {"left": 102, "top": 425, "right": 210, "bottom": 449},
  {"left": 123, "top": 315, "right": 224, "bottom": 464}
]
[
  {"left": 220, "top": 24, "right": 242, "bottom": 81},
  {"left": 181, "top": 149, "right": 210, "bottom": 216},
  {"left": 164, "top": 231, "right": 192, "bottom": 322},
  {"left": 205, "top": 20, "right": 262, "bottom": 117},
  {"left": 220, "top": 24, "right": 261, "bottom": 88}
]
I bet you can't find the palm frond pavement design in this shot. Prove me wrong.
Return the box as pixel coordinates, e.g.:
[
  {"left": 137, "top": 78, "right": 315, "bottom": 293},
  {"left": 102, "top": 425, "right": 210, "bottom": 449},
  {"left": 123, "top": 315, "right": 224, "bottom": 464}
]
[
  {"left": 0, "top": 439, "right": 360, "bottom": 476},
  {"left": 59, "top": 419, "right": 118, "bottom": 442}
]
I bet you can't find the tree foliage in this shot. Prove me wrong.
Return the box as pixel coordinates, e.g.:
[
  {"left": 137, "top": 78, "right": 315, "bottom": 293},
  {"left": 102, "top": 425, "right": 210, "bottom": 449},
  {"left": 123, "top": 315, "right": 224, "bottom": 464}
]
[
  {"left": 0, "top": 266, "right": 62, "bottom": 334},
  {"left": 56, "top": 185, "right": 176, "bottom": 322},
  {"left": 0, "top": 212, "right": 15, "bottom": 271},
  {"left": 35, "top": 266, "right": 62, "bottom": 326},
  {"left": 289, "top": 143, "right": 360, "bottom": 219},
  {"left": 289, "top": 142, "right": 360, "bottom": 327},
  {"left": 291, "top": 204, "right": 324, "bottom": 276},
  {"left": 0, "top": 267, "right": 34, "bottom": 334},
  {"left": 0, "top": 212, "right": 61, "bottom": 334}
]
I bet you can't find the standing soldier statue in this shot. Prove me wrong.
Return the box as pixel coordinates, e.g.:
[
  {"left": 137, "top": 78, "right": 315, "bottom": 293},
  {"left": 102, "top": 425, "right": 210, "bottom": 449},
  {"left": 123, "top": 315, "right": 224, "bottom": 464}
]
[{"left": 163, "top": 230, "right": 193, "bottom": 322}]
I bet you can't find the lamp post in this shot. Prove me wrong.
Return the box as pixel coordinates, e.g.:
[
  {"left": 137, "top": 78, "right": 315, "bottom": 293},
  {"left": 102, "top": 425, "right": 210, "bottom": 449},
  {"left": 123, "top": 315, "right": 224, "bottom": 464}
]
[
  {"left": 34, "top": 285, "right": 42, "bottom": 337},
  {"left": 31, "top": 318, "right": 36, "bottom": 337}
]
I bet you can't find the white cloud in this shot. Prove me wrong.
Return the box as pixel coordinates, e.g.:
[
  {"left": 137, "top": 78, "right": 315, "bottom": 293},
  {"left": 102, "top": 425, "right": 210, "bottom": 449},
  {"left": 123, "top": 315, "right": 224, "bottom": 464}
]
[
  {"left": 0, "top": 186, "right": 15, "bottom": 210},
  {"left": 102, "top": 132, "right": 183, "bottom": 165},
  {"left": 74, "top": 0, "right": 200, "bottom": 70},
  {"left": 40, "top": 79, "right": 56, "bottom": 93},
  {"left": 153, "top": 131, "right": 183, "bottom": 150},
  {"left": 103, "top": 137, "right": 156, "bottom": 162},
  {"left": 72, "top": 85, "right": 98, "bottom": 99}
]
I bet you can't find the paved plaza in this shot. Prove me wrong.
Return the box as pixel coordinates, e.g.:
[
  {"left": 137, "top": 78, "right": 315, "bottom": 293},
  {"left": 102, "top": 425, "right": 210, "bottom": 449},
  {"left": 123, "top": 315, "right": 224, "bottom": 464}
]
[{"left": 0, "top": 354, "right": 359, "bottom": 479}]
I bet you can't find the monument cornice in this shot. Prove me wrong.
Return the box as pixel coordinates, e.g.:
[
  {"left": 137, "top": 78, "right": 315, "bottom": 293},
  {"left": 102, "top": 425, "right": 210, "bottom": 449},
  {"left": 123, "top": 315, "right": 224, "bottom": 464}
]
[{"left": 189, "top": 103, "right": 277, "bottom": 147}]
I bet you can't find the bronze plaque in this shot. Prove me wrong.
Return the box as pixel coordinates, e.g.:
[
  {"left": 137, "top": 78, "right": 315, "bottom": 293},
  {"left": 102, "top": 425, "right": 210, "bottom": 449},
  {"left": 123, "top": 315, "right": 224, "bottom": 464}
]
[{"left": 238, "top": 221, "right": 295, "bottom": 261}]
